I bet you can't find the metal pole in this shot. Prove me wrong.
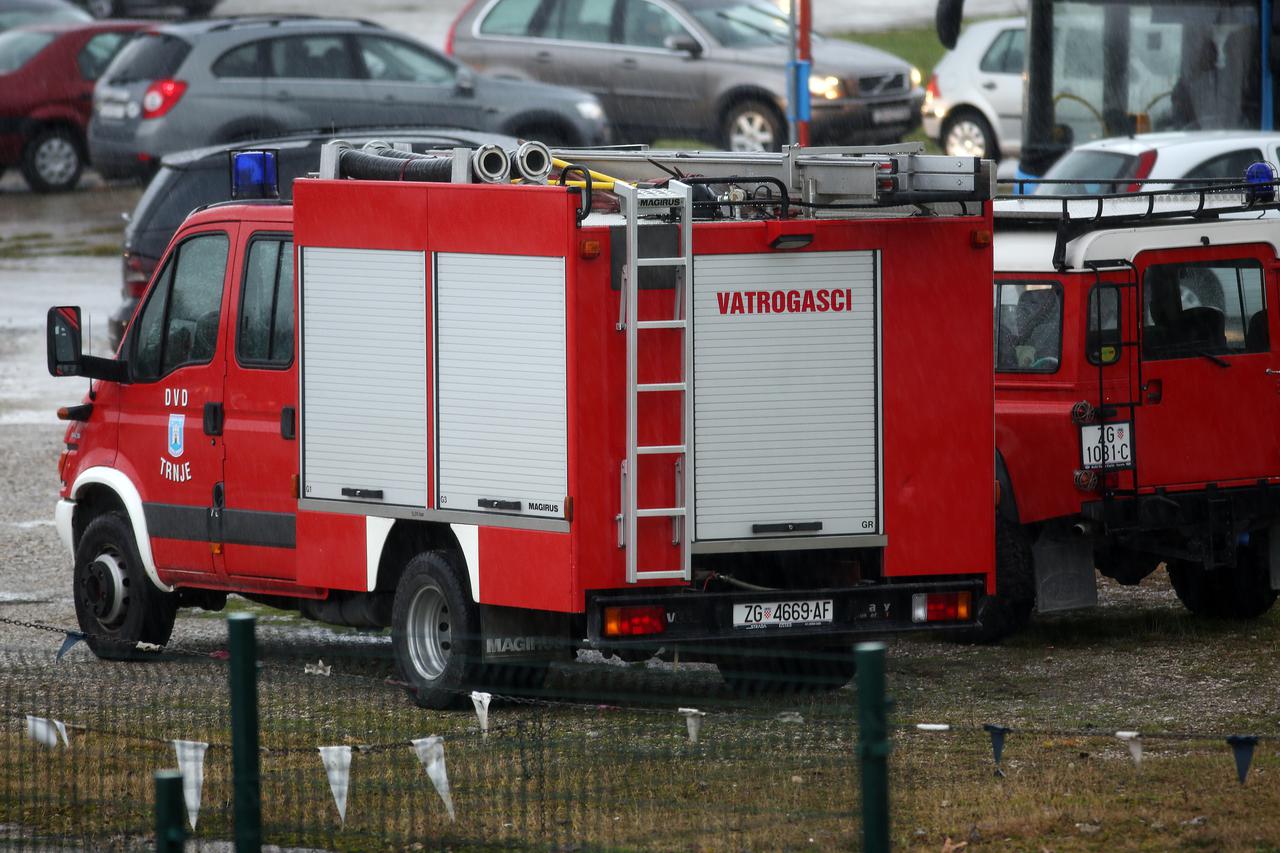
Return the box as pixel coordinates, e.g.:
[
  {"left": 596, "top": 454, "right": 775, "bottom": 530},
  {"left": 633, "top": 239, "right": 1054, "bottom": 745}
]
[
  {"left": 788, "top": 0, "right": 798, "bottom": 146},
  {"left": 154, "top": 770, "right": 187, "bottom": 853},
  {"left": 228, "top": 612, "right": 262, "bottom": 852},
  {"left": 797, "top": 0, "right": 813, "bottom": 147},
  {"left": 856, "top": 642, "right": 890, "bottom": 853}
]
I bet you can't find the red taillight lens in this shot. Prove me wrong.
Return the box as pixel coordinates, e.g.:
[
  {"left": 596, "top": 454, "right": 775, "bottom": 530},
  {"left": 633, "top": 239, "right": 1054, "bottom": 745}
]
[
  {"left": 911, "top": 592, "right": 972, "bottom": 623},
  {"left": 603, "top": 605, "right": 667, "bottom": 637},
  {"left": 1125, "top": 149, "right": 1159, "bottom": 193},
  {"left": 445, "top": 0, "right": 479, "bottom": 55},
  {"left": 122, "top": 253, "right": 154, "bottom": 299},
  {"left": 141, "top": 79, "right": 187, "bottom": 119},
  {"left": 925, "top": 73, "right": 940, "bottom": 100}
]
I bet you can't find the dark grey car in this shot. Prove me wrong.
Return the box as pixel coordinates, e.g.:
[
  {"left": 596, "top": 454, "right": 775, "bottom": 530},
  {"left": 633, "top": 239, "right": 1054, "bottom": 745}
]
[
  {"left": 449, "top": 0, "right": 924, "bottom": 151},
  {"left": 88, "top": 15, "right": 608, "bottom": 179}
]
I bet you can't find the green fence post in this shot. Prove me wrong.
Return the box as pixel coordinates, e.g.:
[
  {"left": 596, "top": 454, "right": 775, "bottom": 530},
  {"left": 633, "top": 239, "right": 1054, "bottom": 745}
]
[
  {"left": 155, "top": 769, "right": 187, "bottom": 852},
  {"left": 228, "top": 612, "right": 262, "bottom": 852},
  {"left": 856, "top": 641, "right": 890, "bottom": 853}
]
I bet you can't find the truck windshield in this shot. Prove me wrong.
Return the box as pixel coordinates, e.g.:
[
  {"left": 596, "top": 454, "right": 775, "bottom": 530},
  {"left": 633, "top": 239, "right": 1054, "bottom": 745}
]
[{"left": 995, "top": 280, "right": 1063, "bottom": 373}]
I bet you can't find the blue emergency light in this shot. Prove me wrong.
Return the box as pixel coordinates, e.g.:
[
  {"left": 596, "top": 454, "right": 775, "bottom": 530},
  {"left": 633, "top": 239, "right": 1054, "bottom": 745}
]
[
  {"left": 1244, "top": 161, "right": 1277, "bottom": 203},
  {"left": 230, "top": 149, "right": 279, "bottom": 200}
]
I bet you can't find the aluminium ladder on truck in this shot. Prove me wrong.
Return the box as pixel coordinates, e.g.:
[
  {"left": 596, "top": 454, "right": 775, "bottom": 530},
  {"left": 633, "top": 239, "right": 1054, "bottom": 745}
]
[{"left": 614, "top": 181, "right": 694, "bottom": 583}]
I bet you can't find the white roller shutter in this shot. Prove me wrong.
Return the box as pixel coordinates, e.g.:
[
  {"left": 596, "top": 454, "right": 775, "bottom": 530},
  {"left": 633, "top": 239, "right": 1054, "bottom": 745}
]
[
  {"left": 301, "top": 247, "right": 428, "bottom": 507},
  {"left": 693, "top": 251, "right": 881, "bottom": 541},
  {"left": 435, "top": 253, "right": 567, "bottom": 519}
]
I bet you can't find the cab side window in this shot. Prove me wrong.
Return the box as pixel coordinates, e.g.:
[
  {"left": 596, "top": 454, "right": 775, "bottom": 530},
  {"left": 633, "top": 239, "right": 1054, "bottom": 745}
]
[
  {"left": 995, "top": 281, "right": 1063, "bottom": 372},
  {"left": 1142, "top": 259, "right": 1267, "bottom": 360},
  {"left": 237, "top": 237, "right": 294, "bottom": 367},
  {"left": 132, "top": 232, "right": 229, "bottom": 381},
  {"left": 1087, "top": 284, "right": 1122, "bottom": 364},
  {"left": 980, "top": 28, "right": 1025, "bottom": 75}
]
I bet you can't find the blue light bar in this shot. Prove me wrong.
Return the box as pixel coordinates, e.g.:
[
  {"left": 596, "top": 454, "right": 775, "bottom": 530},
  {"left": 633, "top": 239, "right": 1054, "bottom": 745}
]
[
  {"left": 1244, "top": 161, "right": 1276, "bottom": 204},
  {"left": 230, "top": 150, "right": 279, "bottom": 200}
]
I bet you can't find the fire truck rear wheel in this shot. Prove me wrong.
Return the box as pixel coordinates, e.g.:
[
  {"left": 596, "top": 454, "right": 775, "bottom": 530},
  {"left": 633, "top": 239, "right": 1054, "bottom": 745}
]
[
  {"left": 73, "top": 512, "right": 177, "bottom": 660},
  {"left": 1167, "top": 533, "right": 1277, "bottom": 619},
  {"left": 391, "top": 551, "right": 479, "bottom": 709},
  {"left": 969, "top": 517, "right": 1035, "bottom": 642}
]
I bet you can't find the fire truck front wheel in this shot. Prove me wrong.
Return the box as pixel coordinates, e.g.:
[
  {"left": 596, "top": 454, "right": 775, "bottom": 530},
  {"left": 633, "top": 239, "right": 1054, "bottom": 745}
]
[
  {"left": 391, "top": 551, "right": 479, "bottom": 709},
  {"left": 73, "top": 512, "right": 177, "bottom": 659},
  {"left": 1167, "top": 533, "right": 1277, "bottom": 619}
]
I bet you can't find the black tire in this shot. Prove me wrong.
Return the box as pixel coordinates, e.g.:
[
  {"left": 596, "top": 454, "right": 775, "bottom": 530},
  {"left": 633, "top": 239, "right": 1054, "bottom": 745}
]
[
  {"left": 721, "top": 99, "right": 785, "bottom": 152},
  {"left": 941, "top": 110, "right": 998, "bottom": 160},
  {"left": 1168, "top": 533, "right": 1277, "bottom": 619},
  {"left": 969, "top": 517, "right": 1035, "bottom": 642},
  {"left": 717, "top": 643, "right": 855, "bottom": 695},
  {"left": 73, "top": 512, "right": 177, "bottom": 660},
  {"left": 21, "top": 128, "right": 84, "bottom": 193},
  {"left": 391, "top": 551, "right": 480, "bottom": 709}
]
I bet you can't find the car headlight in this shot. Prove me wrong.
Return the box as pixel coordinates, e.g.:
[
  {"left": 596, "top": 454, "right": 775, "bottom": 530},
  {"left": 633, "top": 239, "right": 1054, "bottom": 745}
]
[
  {"left": 808, "top": 74, "right": 843, "bottom": 100},
  {"left": 910, "top": 66, "right": 923, "bottom": 88},
  {"left": 576, "top": 100, "right": 604, "bottom": 121}
]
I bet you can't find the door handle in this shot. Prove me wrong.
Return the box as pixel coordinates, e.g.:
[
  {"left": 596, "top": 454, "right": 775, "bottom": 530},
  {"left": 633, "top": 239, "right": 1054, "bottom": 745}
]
[
  {"left": 534, "top": 50, "right": 553, "bottom": 63},
  {"left": 203, "top": 402, "right": 224, "bottom": 436},
  {"left": 1142, "top": 378, "right": 1163, "bottom": 404},
  {"left": 620, "top": 58, "right": 638, "bottom": 68},
  {"left": 982, "top": 81, "right": 997, "bottom": 90},
  {"left": 1266, "top": 368, "right": 1280, "bottom": 375}
]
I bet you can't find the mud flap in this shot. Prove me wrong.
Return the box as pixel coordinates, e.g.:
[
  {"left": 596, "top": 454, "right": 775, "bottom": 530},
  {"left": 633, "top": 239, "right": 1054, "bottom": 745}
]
[
  {"left": 1033, "top": 534, "right": 1098, "bottom": 613},
  {"left": 478, "top": 605, "right": 572, "bottom": 663},
  {"left": 1270, "top": 526, "right": 1280, "bottom": 592}
]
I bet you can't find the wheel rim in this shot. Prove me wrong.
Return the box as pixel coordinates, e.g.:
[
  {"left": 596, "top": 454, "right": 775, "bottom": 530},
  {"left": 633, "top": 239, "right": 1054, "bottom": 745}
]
[
  {"left": 34, "top": 137, "right": 79, "bottom": 187},
  {"left": 405, "top": 583, "right": 451, "bottom": 681},
  {"left": 729, "top": 110, "right": 775, "bottom": 152},
  {"left": 81, "top": 550, "right": 129, "bottom": 628},
  {"left": 945, "top": 119, "right": 988, "bottom": 158}
]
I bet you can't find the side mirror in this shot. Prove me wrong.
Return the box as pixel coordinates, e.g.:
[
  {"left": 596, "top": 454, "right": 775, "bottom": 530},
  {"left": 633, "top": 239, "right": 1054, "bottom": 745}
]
[
  {"left": 47, "top": 306, "right": 83, "bottom": 377},
  {"left": 455, "top": 67, "right": 475, "bottom": 96},
  {"left": 936, "top": 0, "right": 964, "bottom": 49},
  {"left": 664, "top": 34, "right": 702, "bottom": 57}
]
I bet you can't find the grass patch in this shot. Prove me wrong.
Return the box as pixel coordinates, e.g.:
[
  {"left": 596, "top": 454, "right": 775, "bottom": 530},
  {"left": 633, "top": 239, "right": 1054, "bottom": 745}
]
[{"left": 837, "top": 24, "right": 950, "bottom": 84}]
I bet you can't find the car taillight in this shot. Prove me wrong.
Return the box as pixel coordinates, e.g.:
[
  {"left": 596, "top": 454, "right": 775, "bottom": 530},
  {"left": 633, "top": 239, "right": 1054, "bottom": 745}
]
[
  {"left": 925, "top": 73, "right": 940, "bottom": 100},
  {"left": 911, "top": 592, "right": 972, "bottom": 623},
  {"left": 141, "top": 79, "right": 187, "bottom": 119},
  {"left": 122, "top": 253, "right": 154, "bottom": 299},
  {"left": 602, "top": 605, "right": 667, "bottom": 637},
  {"left": 445, "top": 0, "right": 479, "bottom": 55},
  {"left": 1125, "top": 149, "right": 1158, "bottom": 193}
]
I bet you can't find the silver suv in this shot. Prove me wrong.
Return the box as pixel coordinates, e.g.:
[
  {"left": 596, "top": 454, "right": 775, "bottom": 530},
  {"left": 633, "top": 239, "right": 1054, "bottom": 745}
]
[
  {"left": 448, "top": 0, "right": 924, "bottom": 151},
  {"left": 89, "top": 15, "right": 608, "bottom": 179}
]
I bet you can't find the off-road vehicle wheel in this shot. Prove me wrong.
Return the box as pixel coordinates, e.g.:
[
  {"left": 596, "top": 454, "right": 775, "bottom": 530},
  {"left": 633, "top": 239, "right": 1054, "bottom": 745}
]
[
  {"left": 73, "top": 512, "right": 177, "bottom": 659},
  {"left": 717, "top": 642, "right": 855, "bottom": 695},
  {"left": 391, "top": 551, "right": 480, "bottom": 709},
  {"left": 1168, "top": 532, "right": 1277, "bottom": 619},
  {"left": 968, "top": 516, "right": 1035, "bottom": 642}
]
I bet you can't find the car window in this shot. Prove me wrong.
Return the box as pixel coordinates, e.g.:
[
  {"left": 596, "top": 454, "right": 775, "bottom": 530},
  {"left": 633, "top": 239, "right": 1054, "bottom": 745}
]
[
  {"left": 76, "top": 31, "right": 130, "bottom": 80},
  {"left": 479, "top": 0, "right": 547, "bottom": 36},
  {"left": 1035, "top": 150, "right": 1139, "bottom": 195},
  {"left": 1087, "top": 284, "right": 1122, "bottom": 365},
  {"left": 980, "top": 28, "right": 1024, "bottom": 75},
  {"left": 106, "top": 32, "right": 190, "bottom": 84},
  {"left": 237, "top": 237, "right": 294, "bottom": 368},
  {"left": 621, "top": 0, "right": 690, "bottom": 48},
  {"left": 132, "top": 232, "right": 229, "bottom": 380},
  {"left": 995, "top": 281, "right": 1062, "bottom": 373},
  {"left": 0, "top": 29, "right": 53, "bottom": 73},
  {"left": 688, "top": 0, "right": 788, "bottom": 47},
  {"left": 267, "top": 35, "right": 358, "bottom": 80},
  {"left": 552, "top": 0, "right": 616, "bottom": 43},
  {"left": 0, "top": 8, "right": 88, "bottom": 30},
  {"left": 1182, "top": 148, "right": 1265, "bottom": 183},
  {"left": 1142, "top": 259, "right": 1267, "bottom": 360},
  {"left": 212, "top": 40, "right": 264, "bottom": 78},
  {"left": 357, "top": 36, "right": 453, "bottom": 84}
]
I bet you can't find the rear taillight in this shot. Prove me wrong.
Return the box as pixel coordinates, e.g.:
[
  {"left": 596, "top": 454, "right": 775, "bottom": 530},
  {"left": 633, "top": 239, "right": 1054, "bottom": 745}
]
[
  {"left": 925, "top": 73, "right": 940, "bottom": 100},
  {"left": 602, "top": 605, "right": 667, "bottom": 637},
  {"left": 911, "top": 592, "right": 972, "bottom": 623},
  {"left": 141, "top": 79, "right": 186, "bottom": 119},
  {"left": 445, "top": 0, "right": 479, "bottom": 55},
  {"left": 1125, "top": 149, "right": 1159, "bottom": 193},
  {"left": 122, "top": 253, "right": 154, "bottom": 299}
]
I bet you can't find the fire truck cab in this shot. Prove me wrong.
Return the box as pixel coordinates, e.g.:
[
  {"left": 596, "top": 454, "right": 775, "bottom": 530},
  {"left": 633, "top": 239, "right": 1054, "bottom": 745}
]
[
  {"left": 992, "top": 188, "right": 1280, "bottom": 620},
  {"left": 48, "top": 141, "right": 1004, "bottom": 707}
]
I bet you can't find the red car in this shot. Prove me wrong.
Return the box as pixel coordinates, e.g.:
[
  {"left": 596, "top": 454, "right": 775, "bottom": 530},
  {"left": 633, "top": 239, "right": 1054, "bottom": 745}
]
[{"left": 0, "top": 19, "right": 145, "bottom": 192}]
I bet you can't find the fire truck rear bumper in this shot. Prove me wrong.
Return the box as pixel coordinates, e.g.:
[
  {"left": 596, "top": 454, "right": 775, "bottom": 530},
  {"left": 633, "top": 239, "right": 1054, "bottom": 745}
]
[{"left": 584, "top": 578, "right": 986, "bottom": 647}]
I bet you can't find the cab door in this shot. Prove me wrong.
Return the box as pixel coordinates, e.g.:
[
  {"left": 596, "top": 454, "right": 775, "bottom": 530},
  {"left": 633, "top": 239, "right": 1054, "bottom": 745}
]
[
  {"left": 1132, "top": 246, "right": 1280, "bottom": 488},
  {"left": 220, "top": 232, "right": 298, "bottom": 583},
  {"left": 116, "top": 226, "right": 237, "bottom": 586}
]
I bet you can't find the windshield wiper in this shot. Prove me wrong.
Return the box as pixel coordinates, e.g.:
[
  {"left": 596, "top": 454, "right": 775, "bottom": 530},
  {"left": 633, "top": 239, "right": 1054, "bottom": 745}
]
[{"left": 714, "top": 10, "right": 788, "bottom": 44}]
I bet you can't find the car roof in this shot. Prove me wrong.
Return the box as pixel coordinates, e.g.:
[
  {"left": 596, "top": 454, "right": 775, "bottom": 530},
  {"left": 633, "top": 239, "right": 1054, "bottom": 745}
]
[
  {"left": 151, "top": 14, "right": 383, "bottom": 37},
  {"left": 1069, "top": 131, "right": 1280, "bottom": 156},
  {"left": 21, "top": 19, "right": 149, "bottom": 34}
]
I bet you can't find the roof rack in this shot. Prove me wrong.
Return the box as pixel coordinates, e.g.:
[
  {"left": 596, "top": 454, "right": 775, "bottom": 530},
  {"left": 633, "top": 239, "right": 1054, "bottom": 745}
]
[
  {"left": 994, "top": 181, "right": 1280, "bottom": 270},
  {"left": 206, "top": 15, "right": 383, "bottom": 32}
]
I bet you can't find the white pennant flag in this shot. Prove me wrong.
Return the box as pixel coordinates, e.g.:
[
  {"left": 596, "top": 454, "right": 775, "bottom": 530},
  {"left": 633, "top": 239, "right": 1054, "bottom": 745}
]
[
  {"left": 26, "top": 716, "right": 68, "bottom": 748},
  {"left": 172, "top": 740, "right": 209, "bottom": 829},
  {"left": 470, "top": 691, "right": 492, "bottom": 734},
  {"left": 318, "top": 746, "right": 352, "bottom": 824},
  {"left": 678, "top": 708, "right": 705, "bottom": 744},
  {"left": 413, "top": 736, "right": 456, "bottom": 821},
  {"left": 1116, "top": 731, "right": 1143, "bottom": 767}
]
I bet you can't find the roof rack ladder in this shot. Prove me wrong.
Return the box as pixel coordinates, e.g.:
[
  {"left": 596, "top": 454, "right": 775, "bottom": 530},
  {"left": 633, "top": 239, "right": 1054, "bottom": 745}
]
[{"left": 615, "top": 181, "right": 694, "bottom": 583}]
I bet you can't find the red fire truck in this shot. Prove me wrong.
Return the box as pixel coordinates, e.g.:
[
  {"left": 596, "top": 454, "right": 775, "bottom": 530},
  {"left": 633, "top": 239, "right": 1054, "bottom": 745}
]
[
  {"left": 991, "top": 187, "right": 1280, "bottom": 623},
  {"left": 47, "top": 141, "right": 1003, "bottom": 706}
]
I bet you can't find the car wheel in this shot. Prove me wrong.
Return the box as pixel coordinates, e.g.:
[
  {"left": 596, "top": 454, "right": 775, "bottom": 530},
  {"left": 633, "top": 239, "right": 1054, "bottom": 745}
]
[
  {"left": 391, "top": 550, "right": 479, "bottom": 709},
  {"left": 21, "top": 129, "right": 84, "bottom": 193},
  {"left": 1168, "top": 533, "right": 1277, "bottom": 619},
  {"left": 941, "top": 111, "right": 997, "bottom": 160},
  {"left": 85, "top": 0, "right": 119, "bottom": 18},
  {"left": 73, "top": 512, "right": 177, "bottom": 660},
  {"left": 722, "top": 100, "right": 785, "bottom": 152}
]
